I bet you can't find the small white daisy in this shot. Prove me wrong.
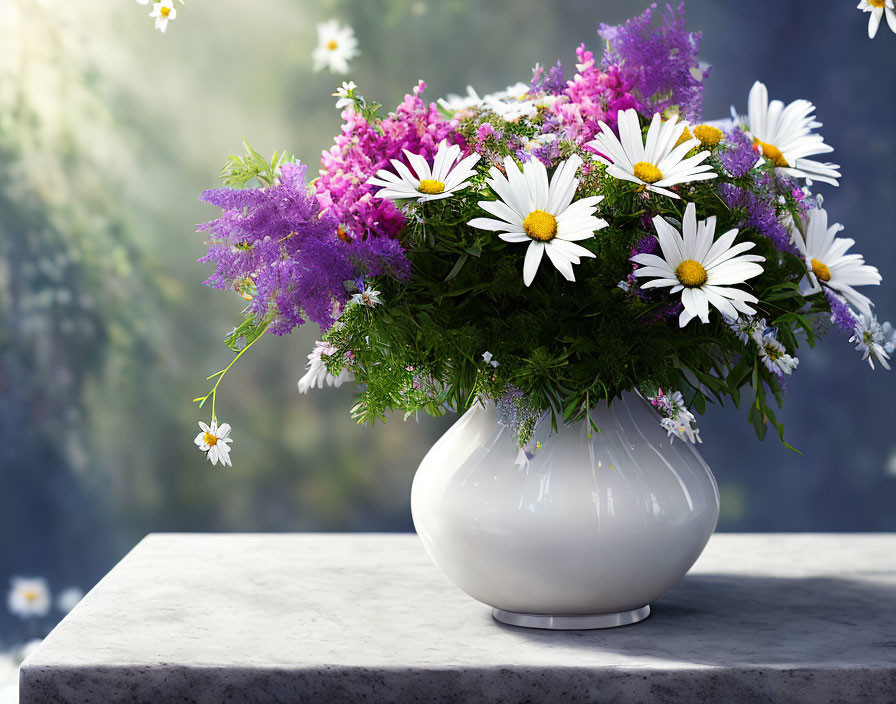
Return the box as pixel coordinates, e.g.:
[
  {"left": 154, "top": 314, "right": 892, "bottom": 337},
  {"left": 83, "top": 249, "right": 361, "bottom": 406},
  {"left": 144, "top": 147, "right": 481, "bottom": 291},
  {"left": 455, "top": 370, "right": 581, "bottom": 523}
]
[
  {"left": 756, "top": 333, "right": 799, "bottom": 376},
  {"left": 850, "top": 314, "right": 893, "bottom": 370},
  {"left": 297, "top": 341, "right": 354, "bottom": 393},
  {"left": 333, "top": 81, "right": 357, "bottom": 110},
  {"left": 468, "top": 154, "right": 606, "bottom": 286},
  {"left": 369, "top": 140, "right": 480, "bottom": 203},
  {"left": 194, "top": 419, "right": 233, "bottom": 467},
  {"left": 729, "top": 316, "right": 765, "bottom": 345},
  {"left": 858, "top": 0, "right": 896, "bottom": 38},
  {"left": 312, "top": 20, "right": 359, "bottom": 74},
  {"left": 631, "top": 202, "right": 765, "bottom": 327},
  {"left": 588, "top": 109, "right": 717, "bottom": 198},
  {"left": 7, "top": 577, "right": 51, "bottom": 618},
  {"left": 745, "top": 81, "right": 840, "bottom": 186},
  {"left": 350, "top": 287, "right": 382, "bottom": 308},
  {"left": 148, "top": 0, "right": 177, "bottom": 33},
  {"left": 790, "top": 205, "right": 881, "bottom": 319},
  {"left": 55, "top": 587, "right": 84, "bottom": 614}
]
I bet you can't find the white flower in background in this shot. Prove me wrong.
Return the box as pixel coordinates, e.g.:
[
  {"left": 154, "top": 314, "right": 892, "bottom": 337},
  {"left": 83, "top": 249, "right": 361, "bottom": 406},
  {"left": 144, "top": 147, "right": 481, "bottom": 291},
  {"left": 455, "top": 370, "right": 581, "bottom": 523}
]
[
  {"left": 756, "top": 333, "right": 800, "bottom": 376},
  {"left": 745, "top": 81, "right": 840, "bottom": 186},
  {"left": 790, "top": 206, "right": 881, "bottom": 319},
  {"left": 55, "top": 587, "right": 84, "bottom": 614},
  {"left": 468, "top": 154, "right": 606, "bottom": 286},
  {"left": 369, "top": 140, "right": 480, "bottom": 203},
  {"left": 148, "top": 0, "right": 177, "bottom": 33},
  {"left": 333, "top": 81, "right": 357, "bottom": 110},
  {"left": 588, "top": 109, "right": 716, "bottom": 198},
  {"left": 437, "top": 86, "right": 484, "bottom": 114},
  {"left": 631, "top": 202, "right": 765, "bottom": 327},
  {"left": 312, "top": 20, "right": 359, "bottom": 74},
  {"left": 350, "top": 286, "right": 382, "bottom": 308},
  {"left": 858, "top": 0, "right": 896, "bottom": 38},
  {"left": 194, "top": 419, "right": 233, "bottom": 467},
  {"left": 7, "top": 577, "right": 51, "bottom": 618},
  {"left": 850, "top": 314, "right": 893, "bottom": 370},
  {"left": 297, "top": 341, "right": 354, "bottom": 393},
  {"left": 482, "top": 351, "right": 499, "bottom": 367}
]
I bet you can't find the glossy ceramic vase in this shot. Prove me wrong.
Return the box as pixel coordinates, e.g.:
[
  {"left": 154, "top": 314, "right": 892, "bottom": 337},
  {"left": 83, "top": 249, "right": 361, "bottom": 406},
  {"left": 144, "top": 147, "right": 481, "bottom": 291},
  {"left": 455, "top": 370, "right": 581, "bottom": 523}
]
[{"left": 410, "top": 393, "right": 719, "bottom": 630}]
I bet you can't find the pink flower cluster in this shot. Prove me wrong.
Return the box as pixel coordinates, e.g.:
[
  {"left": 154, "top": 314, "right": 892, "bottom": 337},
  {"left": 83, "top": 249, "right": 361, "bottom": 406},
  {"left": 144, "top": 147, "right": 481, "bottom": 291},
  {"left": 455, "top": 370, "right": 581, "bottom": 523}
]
[
  {"left": 315, "top": 81, "right": 465, "bottom": 241},
  {"left": 549, "top": 45, "right": 638, "bottom": 144}
]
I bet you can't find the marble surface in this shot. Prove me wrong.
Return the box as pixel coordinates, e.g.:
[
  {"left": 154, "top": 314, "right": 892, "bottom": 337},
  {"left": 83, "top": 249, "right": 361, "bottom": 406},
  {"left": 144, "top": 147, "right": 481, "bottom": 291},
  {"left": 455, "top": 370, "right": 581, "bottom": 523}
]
[{"left": 19, "top": 533, "right": 896, "bottom": 703}]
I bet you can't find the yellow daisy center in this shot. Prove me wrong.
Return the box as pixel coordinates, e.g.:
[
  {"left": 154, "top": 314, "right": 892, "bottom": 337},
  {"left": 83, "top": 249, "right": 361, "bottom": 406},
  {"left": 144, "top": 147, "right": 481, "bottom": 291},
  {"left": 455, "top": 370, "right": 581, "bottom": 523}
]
[
  {"left": 675, "top": 127, "right": 692, "bottom": 148},
  {"left": 417, "top": 179, "right": 445, "bottom": 195},
  {"left": 633, "top": 161, "right": 663, "bottom": 184},
  {"left": 753, "top": 139, "right": 789, "bottom": 168},
  {"left": 523, "top": 209, "right": 558, "bottom": 242},
  {"left": 160, "top": 6, "right": 171, "bottom": 17},
  {"left": 693, "top": 124, "right": 723, "bottom": 148},
  {"left": 203, "top": 432, "right": 219, "bottom": 447},
  {"left": 326, "top": 39, "right": 339, "bottom": 50},
  {"left": 675, "top": 259, "right": 708, "bottom": 288},
  {"left": 23, "top": 590, "right": 41, "bottom": 602},
  {"left": 810, "top": 258, "right": 831, "bottom": 282},
  {"left": 869, "top": 0, "right": 887, "bottom": 7}
]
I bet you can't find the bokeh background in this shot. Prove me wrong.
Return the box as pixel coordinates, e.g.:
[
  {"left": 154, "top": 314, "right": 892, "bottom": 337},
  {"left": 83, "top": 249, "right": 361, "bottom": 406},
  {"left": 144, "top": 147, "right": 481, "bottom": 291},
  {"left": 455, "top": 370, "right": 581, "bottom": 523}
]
[{"left": 1, "top": 0, "right": 894, "bottom": 655}]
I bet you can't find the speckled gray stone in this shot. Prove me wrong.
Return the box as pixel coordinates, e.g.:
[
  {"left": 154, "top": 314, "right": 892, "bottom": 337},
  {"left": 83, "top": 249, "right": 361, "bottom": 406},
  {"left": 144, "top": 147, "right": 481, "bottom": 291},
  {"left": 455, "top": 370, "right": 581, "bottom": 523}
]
[{"left": 19, "top": 534, "right": 896, "bottom": 704}]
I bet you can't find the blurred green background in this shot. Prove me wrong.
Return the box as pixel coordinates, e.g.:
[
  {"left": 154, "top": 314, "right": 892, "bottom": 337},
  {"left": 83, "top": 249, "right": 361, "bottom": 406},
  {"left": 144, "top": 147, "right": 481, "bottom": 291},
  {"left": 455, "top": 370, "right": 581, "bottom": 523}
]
[{"left": 1, "top": 0, "right": 894, "bottom": 643}]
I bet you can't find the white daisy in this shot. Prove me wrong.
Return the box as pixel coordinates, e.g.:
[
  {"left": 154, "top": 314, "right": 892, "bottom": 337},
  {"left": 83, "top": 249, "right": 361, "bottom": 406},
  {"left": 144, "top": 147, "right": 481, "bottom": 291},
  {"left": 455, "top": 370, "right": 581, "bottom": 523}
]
[
  {"left": 194, "top": 419, "right": 233, "bottom": 467},
  {"left": 55, "top": 587, "right": 84, "bottom": 614},
  {"left": 437, "top": 86, "right": 484, "bottom": 114},
  {"left": 148, "top": 0, "right": 177, "bottom": 33},
  {"left": 312, "top": 20, "right": 359, "bottom": 74},
  {"left": 729, "top": 316, "right": 765, "bottom": 345},
  {"left": 7, "top": 577, "right": 51, "bottom": 618},
  {"left": 850, "top": 314, "right": 893, "bottom": 370},
  {"left": 333, "top": 81, "right": 357, "bottom": 110},
  {"left": 587, "top": 109, "right": 717, "bottom": 198},
  {"left": 468, "top": 154, "right": 606, "bottom": 286},
  {"left": 297, "top": 341, "right": 354, "bottom": 393},
  {"left": 756, "top": 333, "right": 800, "bottom": 376},
  {"left": 858, "top": 0, "right": 896, "bottom": 38},
  {"left": 368, "top": 140, "right": 480, "bottom": 203},
  {"left": 350, "top": 286, "right": 382, "bottom": 308},
  {"left": 631, "top": 202, "right": 766, "bottom": 327},
  {"left": 790, "top": 206, "right": 881, "bottom": 319},
  {"left": 745, "top": 81, "right": 840, "bottom": 186}
]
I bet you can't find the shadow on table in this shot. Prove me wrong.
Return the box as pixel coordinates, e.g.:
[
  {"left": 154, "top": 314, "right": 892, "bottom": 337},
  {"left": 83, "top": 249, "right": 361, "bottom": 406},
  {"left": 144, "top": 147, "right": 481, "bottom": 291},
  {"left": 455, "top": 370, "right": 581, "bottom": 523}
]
[{"left": 493, "top": 573, "right": 896, "bottom": 666}]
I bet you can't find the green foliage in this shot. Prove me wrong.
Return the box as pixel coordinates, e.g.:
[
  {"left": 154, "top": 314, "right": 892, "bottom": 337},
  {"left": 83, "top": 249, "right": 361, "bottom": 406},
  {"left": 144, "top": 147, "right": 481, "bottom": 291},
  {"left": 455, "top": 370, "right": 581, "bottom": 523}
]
[
  {"left": 220, "top": 139, "right": 294, "bottom": 188},
  {"left": 325, "top": 120, "right": 829, "bottom": 446}
]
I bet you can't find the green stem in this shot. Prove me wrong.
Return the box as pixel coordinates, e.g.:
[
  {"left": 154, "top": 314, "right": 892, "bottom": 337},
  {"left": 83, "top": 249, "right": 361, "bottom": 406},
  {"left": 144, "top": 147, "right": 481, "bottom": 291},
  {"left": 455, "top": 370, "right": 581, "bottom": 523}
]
[{"left": 203, "top": 330, "right": 266, "bottom": 422}]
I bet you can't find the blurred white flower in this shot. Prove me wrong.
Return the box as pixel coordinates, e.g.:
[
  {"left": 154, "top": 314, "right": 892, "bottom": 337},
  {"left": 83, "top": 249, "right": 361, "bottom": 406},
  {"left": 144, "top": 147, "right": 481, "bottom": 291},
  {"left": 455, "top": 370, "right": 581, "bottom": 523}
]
[
  {"left": 661, "top": 412, "right": 702, "bottom": 444},
  {"left": 148, "top": 0, "right": 178, "bottom": 33},
  {"left": 482, "top": 351, "right": 498, "bottom": 368},
  {"left": 7, "top": 577, "right": 51, "bottom": 618},
  {"left": 850, "top": 314, "right": 893, "bottom": 370},
  {"left": 312, "top": 20, "right": 359, "bottom": 74},
  {"left": 297, "top": 341, "right": 354, "bottom": 393},
  {"left": 55, "top": 587, "right": 84, "bottom": 614},
  {"left": 194, "top": 419, "right": 233, "bottom": 467}
]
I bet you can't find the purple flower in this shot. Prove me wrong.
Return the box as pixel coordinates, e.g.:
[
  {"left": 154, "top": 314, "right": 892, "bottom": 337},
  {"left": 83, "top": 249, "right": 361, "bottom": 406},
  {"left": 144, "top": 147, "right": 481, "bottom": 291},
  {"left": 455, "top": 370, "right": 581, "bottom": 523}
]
[
  {"left": 198, "top": 161, "right": 409, "bottom": 335},
  {"left": 599, "top": 3, "right": 707, "bottom": 121},
  {"left": 719, "top": 128, "right": 756, "bottom": 179},
  {"left": 826, "top": 289, "right": 857, "bottom": 333},
  {"left": 718, "top": 182, "right": 799, "bottom": 255},
  {"left": 530, "top": 61, "right": 565, "bottom": 95}
]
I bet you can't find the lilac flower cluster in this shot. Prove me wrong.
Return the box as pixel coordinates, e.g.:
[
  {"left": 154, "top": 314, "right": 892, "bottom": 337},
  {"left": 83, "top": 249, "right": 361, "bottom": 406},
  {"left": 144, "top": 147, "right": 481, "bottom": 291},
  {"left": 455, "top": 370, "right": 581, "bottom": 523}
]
[
  {"left": 316, "top": 81, "right": 464, "bottom": 241},
  {"left": 718, "top": 181, "right": 798, "bottom": 255},
  {"left": 548, "top": 45, "right": 638, "bottom": 144},
  {"left": 496, "top": 384, "right": 541, "bottom": 441},
  {"left": 530, "top": 61, "right": 565, "bottom": 95},
  {"left": 599, "top": 3, "right": 706, "bottom": 121},
  {"left": 718, "top": 128, "right": 757, "bottom": 179},
  {"left": 198, "top": 162, "right": 409, "bottom": 335},
  {"left": 826, "top": 289, "right": 858, "bottom": 333}
]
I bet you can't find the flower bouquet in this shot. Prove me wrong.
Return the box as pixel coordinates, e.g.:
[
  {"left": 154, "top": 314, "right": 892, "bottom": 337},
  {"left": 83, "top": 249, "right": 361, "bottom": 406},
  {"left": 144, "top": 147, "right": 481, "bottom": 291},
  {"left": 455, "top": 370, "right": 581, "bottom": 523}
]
[{"left": 193, "top": 4, "right": 890, "bottom": 467}]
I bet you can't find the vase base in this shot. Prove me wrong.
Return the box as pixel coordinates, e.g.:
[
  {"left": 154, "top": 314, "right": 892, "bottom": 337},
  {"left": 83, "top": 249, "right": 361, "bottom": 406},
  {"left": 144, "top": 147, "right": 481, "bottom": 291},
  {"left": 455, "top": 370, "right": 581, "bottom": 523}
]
[{"left": 492, "top": 604, "right": 650, "bottom": 630}]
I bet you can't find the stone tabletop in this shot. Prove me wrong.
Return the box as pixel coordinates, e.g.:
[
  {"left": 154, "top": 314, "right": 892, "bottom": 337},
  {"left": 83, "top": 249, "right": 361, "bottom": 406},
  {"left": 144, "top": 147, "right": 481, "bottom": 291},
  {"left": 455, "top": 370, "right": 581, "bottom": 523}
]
[{"left": 19, "top": 533, "right": 896, "bottom": 704}]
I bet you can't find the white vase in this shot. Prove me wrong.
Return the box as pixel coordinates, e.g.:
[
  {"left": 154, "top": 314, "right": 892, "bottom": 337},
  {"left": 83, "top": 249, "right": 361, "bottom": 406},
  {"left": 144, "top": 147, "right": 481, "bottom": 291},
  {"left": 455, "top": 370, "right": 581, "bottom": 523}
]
[{"left": 410, "top": 393, "right": 719, "bottom": 629}]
